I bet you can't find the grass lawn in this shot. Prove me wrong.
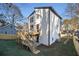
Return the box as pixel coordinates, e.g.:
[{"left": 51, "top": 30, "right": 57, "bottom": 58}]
[{"left": 0, "top": 39, "right": 77, "bottom": 56}]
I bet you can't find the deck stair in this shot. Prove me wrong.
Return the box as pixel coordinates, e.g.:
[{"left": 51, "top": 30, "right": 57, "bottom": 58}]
[{"left": 17, "top": 31, "right": 40, "bottom": 54}]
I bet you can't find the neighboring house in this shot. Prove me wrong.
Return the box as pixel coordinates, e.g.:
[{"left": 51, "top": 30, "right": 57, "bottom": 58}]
[
  {"left": 0, "top": 20, "right": 4, "bottom": 26},
  {"left": 0, "top": 20, "right": 5, "bottom": 27},
  {"left": 0, "top": 20, "right": 16, "bottom": 34},
  {"left": 61, "top": 23, "right": 72, "bottom": 32},
  {"left": 28, "top": 7, "right": 62, "bottom": 46}
]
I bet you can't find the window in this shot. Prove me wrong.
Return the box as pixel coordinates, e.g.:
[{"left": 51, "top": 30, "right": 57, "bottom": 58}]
[
  {"left": 36, "top": 14, "right": 40, "bottom": 19},
  {"left": 30, "top": 17, "right": 34, "bottom": 23},
  {"left": 36, "top": 9, "right": 41, "bottom": 19},
  {"left": 36, "top": 24, "right": 39, "bottom": 32},
  {"left": 5, "top": 31, "right": 7, "bottom": 34},
  {"left": 30, "top": 25, "right": 33, "bottom": 30},
  {"left": 10, "top": 25, "right": 12, "bottom": 28},
  {"left": 36, "top": 9, "right": 40, "bottom": 13}
]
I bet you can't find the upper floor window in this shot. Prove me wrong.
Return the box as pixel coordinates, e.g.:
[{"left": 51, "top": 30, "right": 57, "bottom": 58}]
[
  {"left": 36, "top": 9, "right": 41, "bottom": 19},
  {"left": 36, "top": 9, "right": 40, "bottom": 13},
  {"left": 30, "top": 17, "right": 34, "bottom": 23},
  {"left": 36, "top": 14, "right": 40, "bottom": 19}
]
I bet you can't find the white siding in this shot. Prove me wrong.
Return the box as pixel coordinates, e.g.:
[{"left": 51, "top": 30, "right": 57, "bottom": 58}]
[
  {"left": 39, "top": 9, "right": 49, "bottom": 45},
  {"left": 54, "top": 15, "right": 59, "bottom": 40},
  {"left": 34, "top": 9, "right": 41, "bottom": 32},
  {"left": 35, "top": 9, "right": 41, "bottom": 24},
  {"left": 50, "top": 10, "right": 60, "bottom": 45},
  {"left": 28, "top": 8, "right": 61, "bottom": 46},
  {"left": 50, "top": 10, "right": 55, "bottom": 45},
  {"left": 28, "top": 14, "right": 35, "bottom": 32}
]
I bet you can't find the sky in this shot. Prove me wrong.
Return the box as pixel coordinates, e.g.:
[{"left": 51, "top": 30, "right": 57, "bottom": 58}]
[
  {"left": 15, "top": 3, "right": 67, "bottom": 21},
  {"left": 0, "top": 3, "right": 67, "bottom": 23}
]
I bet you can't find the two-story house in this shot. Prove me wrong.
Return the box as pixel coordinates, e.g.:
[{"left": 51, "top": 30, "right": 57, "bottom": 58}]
[{"left": 28, "top": 7, "right": 62, "bottom": 46}]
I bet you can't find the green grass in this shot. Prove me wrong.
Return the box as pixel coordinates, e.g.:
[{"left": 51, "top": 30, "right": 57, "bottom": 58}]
[
  {"left": 36, "top": 39, "right": 77, "bottom": 56},
  {"left": 0, "top": 39, "right": 77, "bottom": 56},
  {"left": 0, "top": 40, "right": 32, "bottom": 56}
]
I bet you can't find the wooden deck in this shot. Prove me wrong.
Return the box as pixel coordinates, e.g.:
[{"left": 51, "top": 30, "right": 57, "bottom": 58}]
[{"left": 16, "top": 31, "right": 40, "bottom": 54}]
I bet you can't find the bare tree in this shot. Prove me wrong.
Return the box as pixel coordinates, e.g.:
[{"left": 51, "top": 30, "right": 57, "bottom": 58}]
[
  {"left": 0, "top": 3, "right": 23, "bottom": 25},
  {"left": 66, "top": 3, "right": 79, "bottom": 18},
  {"left": 64, "top": 3, "right": 79, "bottom": 44},
  {"left": 65, "top": 3, "right": 76, "bottom": 18},
  {"left": 64, "top": 3, "right": 76, "bottom": 44}
]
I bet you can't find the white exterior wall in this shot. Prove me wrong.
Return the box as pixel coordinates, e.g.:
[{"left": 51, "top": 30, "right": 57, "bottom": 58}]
[
  {"left": 34, "top": 9, "right": 41, "bottom": 32},
  {"left": 0, "top": 24, "right": 16, "bottom": 34},
  {"left": 28, "top": 14, "right": 35, "bottom": 32},
  {"left": 50, "top": 10, "right": 60, "bottom": 45},
  {"left": 35, "top": 9, "right": 41, "bottom": 24},
  {"left": 57, "top": 18, "right": 60, "bottom": 35},
  {"left": 34, "top": 9, "right": 49, "bottom": 45},
  {"left": 39, "top": 9, "right": 49, "bottom": 45},
  {"left": 28, "top": 8, "right": 61, "bottom": 46},
  {"left": 55, "top": 16, "right": 60, "bottom": 39},
  {"left": 50, "top": 10, "right": 55, "bottom": 45}
]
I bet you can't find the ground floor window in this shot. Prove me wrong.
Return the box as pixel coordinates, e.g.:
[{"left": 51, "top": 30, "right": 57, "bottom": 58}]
[
  {"left": 36, "top": 24, "right": 40, "bottom": 42},
  {"left": 36, "top": 24, "right": 39, "bottom": 32},
  {"left": 30, "top": 25, "right": 33, "bottom": 31},
  {"left": 5, "top": 31, "right": 7, "bottom": 34}
]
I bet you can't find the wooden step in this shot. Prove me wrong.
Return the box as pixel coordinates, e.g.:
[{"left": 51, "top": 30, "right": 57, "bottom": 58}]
[
  {"left": 33, "top": 49, "right": 40, "bottom": 54},
  {"left": 17, "top": 31, "right": 40, "bottom": 54}
]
